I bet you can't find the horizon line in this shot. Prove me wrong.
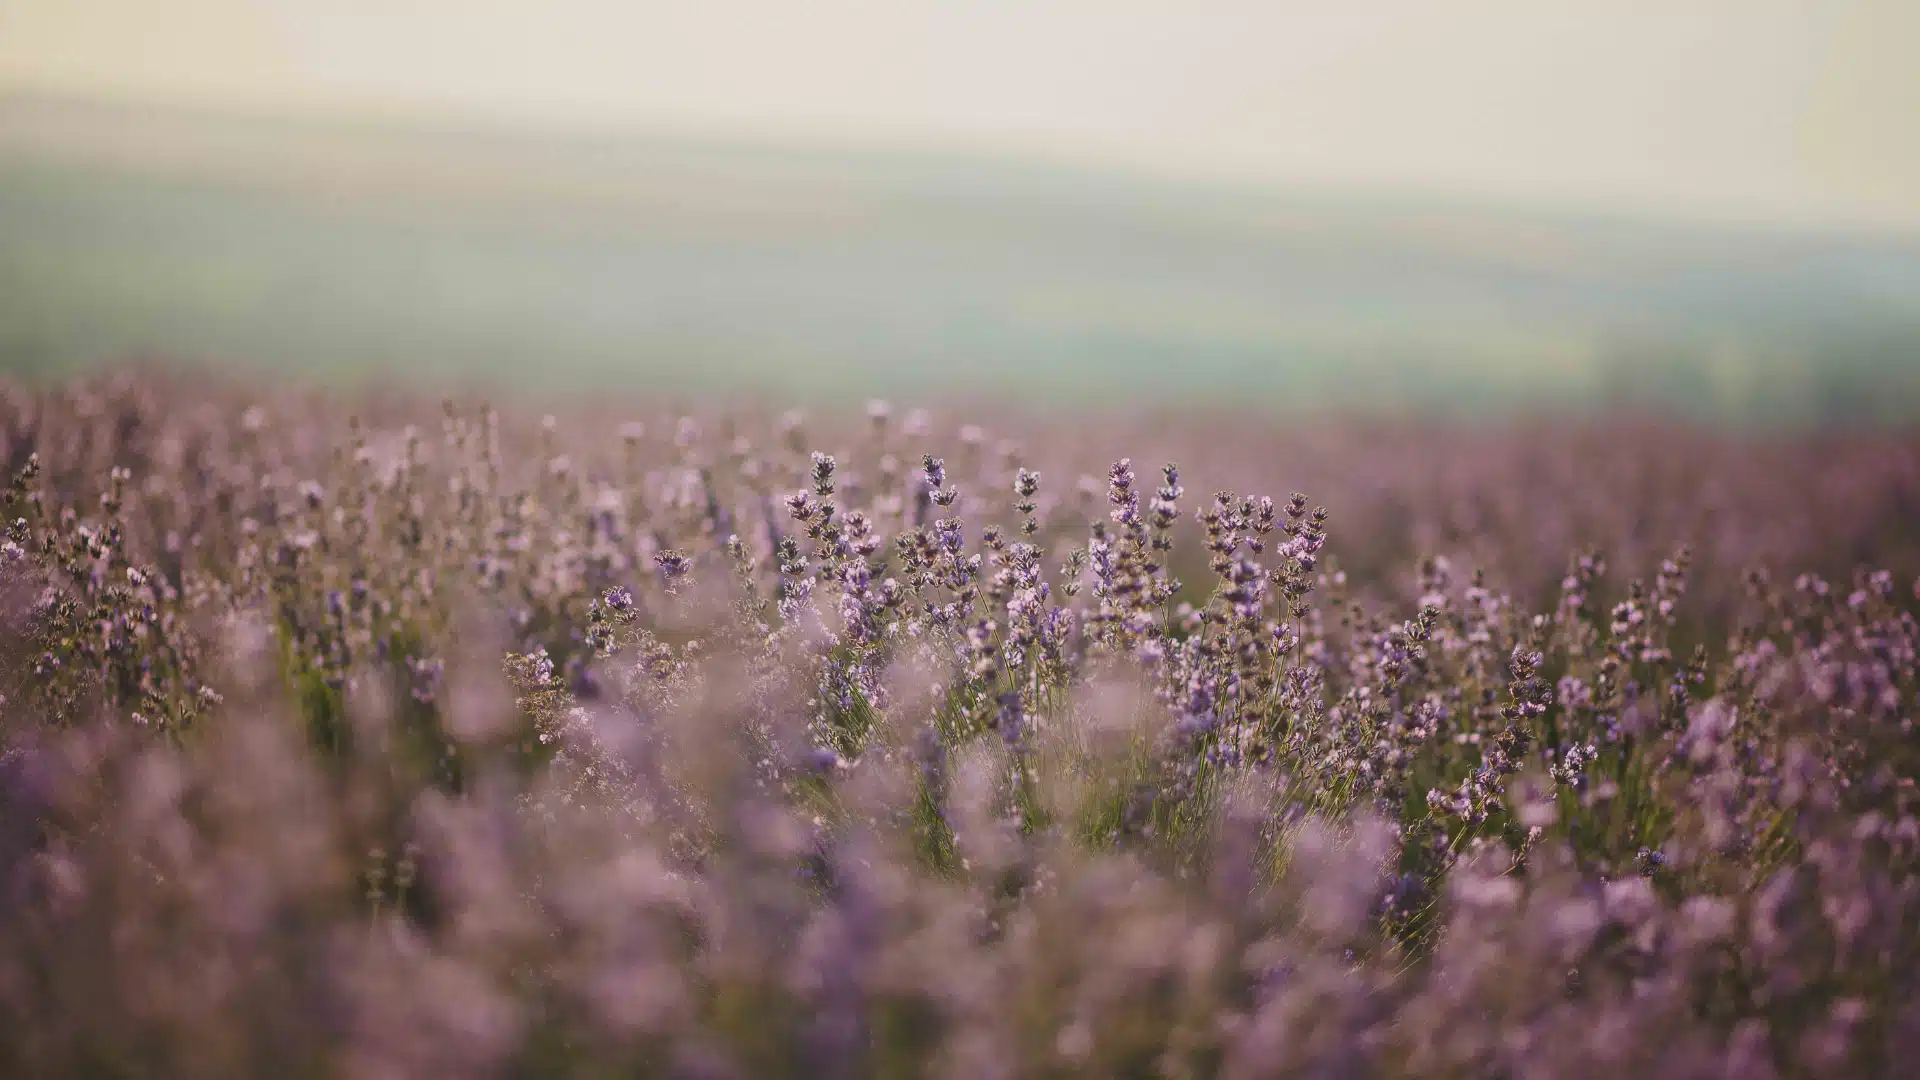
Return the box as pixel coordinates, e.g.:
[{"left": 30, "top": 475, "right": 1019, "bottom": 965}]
[{"left": 5, "top": 83, "right": 1916, "bottom": 247}]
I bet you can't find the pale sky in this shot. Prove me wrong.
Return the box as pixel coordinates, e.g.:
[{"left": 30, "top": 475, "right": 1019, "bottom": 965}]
[{"left": 2, "top": 1, "right": 1916, "bottom": 232}]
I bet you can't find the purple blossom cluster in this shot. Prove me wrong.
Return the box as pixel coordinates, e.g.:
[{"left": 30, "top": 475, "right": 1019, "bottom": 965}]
[{"left": 1, "top": 370, "right": 1918, "bottom": 1078}]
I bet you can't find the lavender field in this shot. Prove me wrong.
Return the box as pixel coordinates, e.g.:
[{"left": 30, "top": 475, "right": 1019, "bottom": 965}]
[{"left": 2, "top": 369, "right": 1918, "bottom": 1078}]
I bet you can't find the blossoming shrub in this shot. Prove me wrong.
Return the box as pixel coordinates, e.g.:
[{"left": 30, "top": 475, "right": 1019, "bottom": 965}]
[{"left": 1, "top": 371, "right": 1917, "bottom": 1078}]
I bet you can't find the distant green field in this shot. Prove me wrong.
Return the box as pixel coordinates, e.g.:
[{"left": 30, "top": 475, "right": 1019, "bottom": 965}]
[{"left": 3, "top": 95, "right": 1919, "bottom": 423}]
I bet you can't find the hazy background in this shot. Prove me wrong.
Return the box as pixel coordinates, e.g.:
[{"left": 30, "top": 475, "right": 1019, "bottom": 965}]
[{"left": 2, "top": 1, "right": 1917, "bottom": 419}]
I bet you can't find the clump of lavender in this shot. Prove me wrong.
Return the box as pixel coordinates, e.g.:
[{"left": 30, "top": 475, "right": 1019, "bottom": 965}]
[{"left": 0, "top": 370, "right": 1917, "bottom": 1079}]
